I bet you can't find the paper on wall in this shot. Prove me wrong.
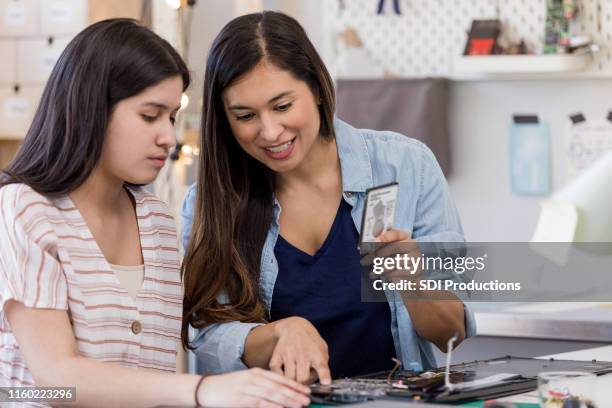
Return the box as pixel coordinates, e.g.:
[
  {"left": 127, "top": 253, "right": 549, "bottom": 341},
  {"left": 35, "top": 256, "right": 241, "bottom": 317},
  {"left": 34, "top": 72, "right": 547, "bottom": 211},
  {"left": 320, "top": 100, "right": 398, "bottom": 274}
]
[{"left": 566, "top": 119, "right": 612, "bottom": 181}]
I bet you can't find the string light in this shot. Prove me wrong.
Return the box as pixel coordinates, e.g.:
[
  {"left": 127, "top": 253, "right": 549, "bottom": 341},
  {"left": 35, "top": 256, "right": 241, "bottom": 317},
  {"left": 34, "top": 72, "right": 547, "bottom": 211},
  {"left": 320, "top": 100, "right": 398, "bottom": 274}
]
[
  {"left": 165, "top": 0, "right": 181, "bottom": 10},
  {"left": 181, "top": 145, "right": 193, "bottom": 155},
  {"left": 180, "top": 93, "right": 189, "bottom": 110}
]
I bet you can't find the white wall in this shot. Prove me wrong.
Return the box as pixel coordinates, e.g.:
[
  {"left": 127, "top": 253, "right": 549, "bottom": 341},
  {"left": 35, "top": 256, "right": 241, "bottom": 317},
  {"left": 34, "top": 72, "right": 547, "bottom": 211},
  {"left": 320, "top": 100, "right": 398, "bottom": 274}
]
[{"left": 447, "top": 79, "right": 612, "bottom": 241}]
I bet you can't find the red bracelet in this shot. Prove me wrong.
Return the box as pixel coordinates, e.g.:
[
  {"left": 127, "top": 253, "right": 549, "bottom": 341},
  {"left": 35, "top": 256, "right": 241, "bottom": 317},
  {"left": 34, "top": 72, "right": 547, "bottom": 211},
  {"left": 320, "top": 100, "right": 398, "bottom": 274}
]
[{"left": 194, "top": 375, "right": 208, "bottom": 407}]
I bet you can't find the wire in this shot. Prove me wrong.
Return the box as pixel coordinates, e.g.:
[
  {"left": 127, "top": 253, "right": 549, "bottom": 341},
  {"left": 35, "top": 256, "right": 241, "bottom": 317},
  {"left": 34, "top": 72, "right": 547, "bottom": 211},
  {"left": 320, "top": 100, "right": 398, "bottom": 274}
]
[
  {"left": 444, "top": 331, "right": 459, "bottom": 391},
  {"left": 386, "top": 357, "right": 402, "bottom": 384}
]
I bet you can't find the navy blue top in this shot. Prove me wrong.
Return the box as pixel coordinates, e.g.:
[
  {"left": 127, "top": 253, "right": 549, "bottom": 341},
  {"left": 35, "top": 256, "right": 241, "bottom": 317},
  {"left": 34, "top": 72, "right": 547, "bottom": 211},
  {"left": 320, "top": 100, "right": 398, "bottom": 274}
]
[{"left": 270, "top": 199, "right": 396, "bottom": 379}]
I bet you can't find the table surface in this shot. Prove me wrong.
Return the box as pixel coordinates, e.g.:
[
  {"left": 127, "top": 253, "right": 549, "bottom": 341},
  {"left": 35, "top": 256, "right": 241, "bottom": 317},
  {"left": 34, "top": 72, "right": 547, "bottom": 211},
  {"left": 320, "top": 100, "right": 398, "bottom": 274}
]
[
  {"left": 496, "top": 344, "right": 612, "bottom": 405},
  {"left": 471, "top": 302, "right": 612, "bottom": 342}
]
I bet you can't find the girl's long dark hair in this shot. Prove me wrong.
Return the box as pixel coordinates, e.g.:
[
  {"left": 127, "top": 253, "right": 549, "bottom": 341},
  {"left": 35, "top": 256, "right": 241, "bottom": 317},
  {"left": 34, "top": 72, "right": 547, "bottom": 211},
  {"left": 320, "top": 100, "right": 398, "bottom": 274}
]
[
  {"left": 0, "top": 18, "right": 190, "bottom": 196},
  {"left": 182, "top": 11, "right": 336, "bottom": 348}
]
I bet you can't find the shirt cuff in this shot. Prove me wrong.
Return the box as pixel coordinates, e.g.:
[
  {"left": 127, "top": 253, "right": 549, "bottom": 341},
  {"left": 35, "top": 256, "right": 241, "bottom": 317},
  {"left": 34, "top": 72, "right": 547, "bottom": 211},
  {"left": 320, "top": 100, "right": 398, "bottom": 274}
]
[
  {"left": 191, "top": 321, "right": 265, "bottom": 374},
  {"left": 218, "top": 322, "right": 265, "bottom": 372}
]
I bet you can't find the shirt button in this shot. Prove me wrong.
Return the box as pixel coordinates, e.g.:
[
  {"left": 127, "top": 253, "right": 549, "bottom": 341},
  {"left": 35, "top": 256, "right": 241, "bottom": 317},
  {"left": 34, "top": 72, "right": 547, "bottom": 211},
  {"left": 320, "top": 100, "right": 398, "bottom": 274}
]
[{"left": 131, "top": 321, "right": 142, "bottom": 335}]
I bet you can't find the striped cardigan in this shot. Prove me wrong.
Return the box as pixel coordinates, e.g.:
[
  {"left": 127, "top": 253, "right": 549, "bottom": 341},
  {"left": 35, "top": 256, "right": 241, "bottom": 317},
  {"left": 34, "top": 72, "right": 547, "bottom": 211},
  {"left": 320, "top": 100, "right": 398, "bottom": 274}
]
[{"left": 0, "top": 183, "right": 182, "bottom": 390}]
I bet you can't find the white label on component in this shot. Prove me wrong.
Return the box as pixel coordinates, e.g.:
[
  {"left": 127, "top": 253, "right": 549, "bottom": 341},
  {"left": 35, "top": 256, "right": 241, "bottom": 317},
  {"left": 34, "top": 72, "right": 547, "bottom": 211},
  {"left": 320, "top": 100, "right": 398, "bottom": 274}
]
[
  {"left": 49, "top": 2, "right": 73, "bottom": 24},
  {"left": 5, "top": 4, "right": 27, "bottom": 27},
  {"left": 4, "top": 98, "right": 30, "bottom": 119}
]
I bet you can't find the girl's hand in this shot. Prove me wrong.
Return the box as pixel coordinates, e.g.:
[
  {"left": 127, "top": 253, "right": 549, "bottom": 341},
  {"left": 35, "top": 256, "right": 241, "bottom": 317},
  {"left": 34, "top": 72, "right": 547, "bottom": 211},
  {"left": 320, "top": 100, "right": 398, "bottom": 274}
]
[
  {"left": 197, "top": 368, "right": 311, "bottom": 408},
  {"left": 270, "top": 316, "right": 332, "bottom": 385}
]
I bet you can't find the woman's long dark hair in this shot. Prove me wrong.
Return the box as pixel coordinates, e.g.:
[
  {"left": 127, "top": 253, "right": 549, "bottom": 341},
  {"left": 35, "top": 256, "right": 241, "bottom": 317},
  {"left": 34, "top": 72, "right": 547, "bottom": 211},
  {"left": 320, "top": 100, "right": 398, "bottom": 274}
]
[
  {"left": 182, "top": 11, "right": 336, "bottom": 348},
  {"left": 0, "top": 18, "right": 190, "bottom": 196}
]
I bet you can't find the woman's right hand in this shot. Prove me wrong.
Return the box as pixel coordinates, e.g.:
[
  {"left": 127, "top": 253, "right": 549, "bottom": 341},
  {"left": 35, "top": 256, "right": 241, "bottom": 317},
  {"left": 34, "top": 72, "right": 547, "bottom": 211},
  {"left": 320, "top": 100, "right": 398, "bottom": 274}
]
[
  {"left": 197, "top": 367, "right": 311, "bottom": 408},
  {"left": 270, "top": 316, "right": 332, "bottom": 385}
]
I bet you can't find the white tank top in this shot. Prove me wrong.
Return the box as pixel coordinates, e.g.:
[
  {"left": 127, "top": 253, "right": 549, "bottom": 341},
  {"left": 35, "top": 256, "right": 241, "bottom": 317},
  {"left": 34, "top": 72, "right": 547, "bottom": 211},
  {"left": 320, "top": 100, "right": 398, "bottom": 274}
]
[{"left": 109, "top": 263, "right": 145, "bottom": 299}]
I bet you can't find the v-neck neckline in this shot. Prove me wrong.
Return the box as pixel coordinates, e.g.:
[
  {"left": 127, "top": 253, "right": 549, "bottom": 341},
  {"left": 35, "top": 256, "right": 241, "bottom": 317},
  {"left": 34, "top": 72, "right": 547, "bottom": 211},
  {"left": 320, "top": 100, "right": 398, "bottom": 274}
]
[
  {"left": 277, "top": 199, "right": 346, "bottom": 260},
  {"left": 64, "top": 185, "right": 149, "bottom": 302}
]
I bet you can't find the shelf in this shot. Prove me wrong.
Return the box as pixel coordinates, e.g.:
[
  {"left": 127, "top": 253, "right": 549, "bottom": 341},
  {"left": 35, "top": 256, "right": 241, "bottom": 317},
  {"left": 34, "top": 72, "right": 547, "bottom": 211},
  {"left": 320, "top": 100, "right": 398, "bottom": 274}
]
[{"left": 452, "top": 54, "right": 592, "bottom": 80}]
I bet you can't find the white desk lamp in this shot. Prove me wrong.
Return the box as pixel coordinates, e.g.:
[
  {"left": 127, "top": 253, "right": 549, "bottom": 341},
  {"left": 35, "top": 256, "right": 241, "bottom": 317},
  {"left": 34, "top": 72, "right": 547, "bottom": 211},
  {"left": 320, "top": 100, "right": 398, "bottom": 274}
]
[
  {"left": 532, "top": 149, "right": 612, "bottom": 261},
  {"left": 554, "top": 150, "right": 612, "bottom": 242}
]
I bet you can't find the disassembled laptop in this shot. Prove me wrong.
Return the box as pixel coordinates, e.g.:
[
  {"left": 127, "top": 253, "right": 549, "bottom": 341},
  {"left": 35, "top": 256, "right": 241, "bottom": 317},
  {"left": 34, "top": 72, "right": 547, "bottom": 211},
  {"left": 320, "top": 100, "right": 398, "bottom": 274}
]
[{"left": 310, "top": 334, "right": 612, "bottom": 404}]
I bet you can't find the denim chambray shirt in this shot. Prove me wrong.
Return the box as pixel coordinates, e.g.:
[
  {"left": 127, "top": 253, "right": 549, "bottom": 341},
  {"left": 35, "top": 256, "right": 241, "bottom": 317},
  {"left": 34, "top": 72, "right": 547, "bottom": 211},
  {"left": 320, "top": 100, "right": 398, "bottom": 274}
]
[{"left": 181, "top": 118, "right": 476, "bottom": 375}]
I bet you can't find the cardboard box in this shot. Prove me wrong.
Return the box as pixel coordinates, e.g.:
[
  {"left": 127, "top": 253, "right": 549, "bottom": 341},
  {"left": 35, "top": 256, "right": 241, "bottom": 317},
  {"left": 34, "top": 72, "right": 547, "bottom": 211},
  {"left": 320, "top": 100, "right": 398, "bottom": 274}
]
[
  {"left": 0, "top": 0, "right": 39, "bottom": 37},
  {"left": 0, "top": 40, "right": 16, "bottom": 84},
  {"left": 0, "top": 85, "right": 43, "bottom": 138},
  {"left": 40, "top": 0, "right": 87, "bottom": 36},
  {"left": 16, "top": 36, "right": 70, "bottom": 83},
  {"left": 88, "top": 0, "right": 142, "bottom": 23}
]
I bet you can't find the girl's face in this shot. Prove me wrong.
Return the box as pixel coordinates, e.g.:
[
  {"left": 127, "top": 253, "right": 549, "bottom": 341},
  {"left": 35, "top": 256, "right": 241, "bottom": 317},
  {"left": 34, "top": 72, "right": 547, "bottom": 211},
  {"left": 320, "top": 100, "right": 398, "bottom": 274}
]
[
  {"left": 222, "top": 61, "right": 322, "bottom": 174},
  {"left": 99, "top": 76, "right": 183, "bottom": 185}
]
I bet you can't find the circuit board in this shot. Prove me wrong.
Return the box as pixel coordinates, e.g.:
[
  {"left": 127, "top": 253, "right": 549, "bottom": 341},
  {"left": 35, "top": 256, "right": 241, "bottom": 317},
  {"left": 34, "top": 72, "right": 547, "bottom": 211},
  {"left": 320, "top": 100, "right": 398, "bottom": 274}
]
[
  {"left": 310, "top": 356, "right": 612, "bottom": 404},
  {"left": 311, "top": 370, "right": 472, "bottom": 403}
]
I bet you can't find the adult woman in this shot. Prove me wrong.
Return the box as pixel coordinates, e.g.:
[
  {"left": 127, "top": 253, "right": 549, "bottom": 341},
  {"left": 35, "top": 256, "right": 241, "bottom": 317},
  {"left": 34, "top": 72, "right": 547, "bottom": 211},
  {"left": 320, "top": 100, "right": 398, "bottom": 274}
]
[
  {"left": 181, "top": 11, "right": 475, "bottom": 384},
  {"left": 0, "top": 19, "right": 309, "bottom": 408}
]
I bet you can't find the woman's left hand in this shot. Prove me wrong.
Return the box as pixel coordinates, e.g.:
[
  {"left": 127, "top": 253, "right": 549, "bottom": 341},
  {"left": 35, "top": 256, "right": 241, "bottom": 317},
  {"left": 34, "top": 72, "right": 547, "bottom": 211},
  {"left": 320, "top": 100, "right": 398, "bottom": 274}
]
[
  {"left": 361, "top": 229, "right": 422, "bottom": 284},
  {"left": 361, "top": 229, "right": 467, "bottom": 351}
]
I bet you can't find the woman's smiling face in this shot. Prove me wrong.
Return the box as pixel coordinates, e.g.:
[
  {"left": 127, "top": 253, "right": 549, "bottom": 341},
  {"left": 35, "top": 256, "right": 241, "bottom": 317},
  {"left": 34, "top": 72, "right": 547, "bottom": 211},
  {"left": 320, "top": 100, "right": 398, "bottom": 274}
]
[{"left": 222, "top": 60, "right": 322, "bottom": 174}]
